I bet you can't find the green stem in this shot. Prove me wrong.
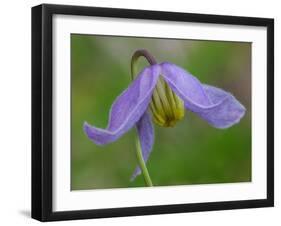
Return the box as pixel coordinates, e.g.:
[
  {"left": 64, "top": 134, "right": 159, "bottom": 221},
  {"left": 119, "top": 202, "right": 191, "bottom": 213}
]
[
  {"left": 135, "top": 136, "right": 153, "bottom": 186},
  {"left": 131, "top": 49, "right": 154, "bottom": 187}
]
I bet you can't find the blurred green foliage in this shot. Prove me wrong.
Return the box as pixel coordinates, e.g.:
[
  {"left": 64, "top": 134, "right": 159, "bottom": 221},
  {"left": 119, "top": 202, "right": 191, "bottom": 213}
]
[{"left": 71, "top": 34, "right": 251, "bottom": 190}]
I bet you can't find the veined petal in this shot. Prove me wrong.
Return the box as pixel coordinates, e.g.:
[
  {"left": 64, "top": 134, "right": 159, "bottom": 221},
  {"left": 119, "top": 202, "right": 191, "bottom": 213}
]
[
  {"left": 131, "top": 111, "right": 154, "bottom": 180},
  {"left": 160, "top": 62, "right": 212, "bottom": 111},
  {"left": 84, "top": 65, "right": 160, "bottom": 145},
  {"left": 160, "top": 62, "right": 246, "bottom": 128},
  {"left": 199, "top": 85, "right": 246, "bottom": 128}
]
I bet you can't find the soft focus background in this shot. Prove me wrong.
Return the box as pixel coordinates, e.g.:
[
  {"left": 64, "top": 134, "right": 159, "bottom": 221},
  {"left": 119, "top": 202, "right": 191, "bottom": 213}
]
[{"left": 71, "top": 34, "right": 251, "bottom": 190}]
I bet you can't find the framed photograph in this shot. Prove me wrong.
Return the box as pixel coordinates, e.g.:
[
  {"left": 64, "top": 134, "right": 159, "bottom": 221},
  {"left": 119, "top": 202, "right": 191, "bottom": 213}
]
[{"left": 31, "top": 4, "right": 274, "bottom": 221}]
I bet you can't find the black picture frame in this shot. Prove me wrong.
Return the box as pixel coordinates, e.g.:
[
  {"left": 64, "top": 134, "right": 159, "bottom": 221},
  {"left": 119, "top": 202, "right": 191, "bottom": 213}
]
[{"left": 31, "top": 3, "right": 274, "bottom": 222}]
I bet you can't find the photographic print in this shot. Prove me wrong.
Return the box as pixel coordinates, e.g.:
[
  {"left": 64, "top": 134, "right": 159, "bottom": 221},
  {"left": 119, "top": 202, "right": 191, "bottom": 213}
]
[
  {"left": 71, "top": 35, "right": 251, "bottom": 190},
  {"left": 32, "top": 4, "right": 273, "bottom": 221}
]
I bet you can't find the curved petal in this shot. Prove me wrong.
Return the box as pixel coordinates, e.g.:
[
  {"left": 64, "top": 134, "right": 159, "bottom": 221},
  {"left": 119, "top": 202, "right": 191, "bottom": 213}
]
[
  {"left": 84, "top": 65, "right": 160, "bottom": 145},
  {"left": 199, "top": 85, "right": 246, "bottom": 128},
  {"left": 131, "top": 111, "right": 154, "bottom": 180},
  {"left": 160, "top": 62, "right": 246, "bottom": 128}
]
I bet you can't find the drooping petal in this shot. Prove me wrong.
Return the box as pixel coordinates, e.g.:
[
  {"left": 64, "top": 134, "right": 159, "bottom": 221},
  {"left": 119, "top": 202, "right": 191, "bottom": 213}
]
[
  {"left": 160, "top": 62, "right": 246, "bottom": 128},
  {"left": 199, "top": 84, "right": 246, "bottom": 128},
  {"left": 131, "top": 111, "right": 154, "bottom": 180},
  {"left": 84, "top": 65, "right": 160, "bottom": 145}
]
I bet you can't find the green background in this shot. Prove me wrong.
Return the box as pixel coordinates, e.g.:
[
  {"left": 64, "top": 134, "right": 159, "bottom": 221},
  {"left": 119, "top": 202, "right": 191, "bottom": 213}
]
[{"left": 71, "top": 34, "right": 251, "bottom": 190}]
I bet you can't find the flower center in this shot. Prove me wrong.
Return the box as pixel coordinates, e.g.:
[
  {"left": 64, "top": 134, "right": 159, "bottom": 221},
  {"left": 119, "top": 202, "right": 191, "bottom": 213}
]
[
  {"left": 150, "top": 76, "right": 184, "bottom": 127},
  {"left": 131, "top": 49, "right": 185, "bottom": 127}
]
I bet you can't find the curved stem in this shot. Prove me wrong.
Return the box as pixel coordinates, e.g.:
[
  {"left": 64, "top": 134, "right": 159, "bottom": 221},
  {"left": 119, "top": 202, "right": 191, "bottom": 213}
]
[
  {"left": 131, "top": 49, "right": 157, "bottom": 80},
  {"left": 131, "top": 49, "right": 154, "bottom": 187},
  {"left": 135, "top": 136, "right": 153, "bottom": 187}
]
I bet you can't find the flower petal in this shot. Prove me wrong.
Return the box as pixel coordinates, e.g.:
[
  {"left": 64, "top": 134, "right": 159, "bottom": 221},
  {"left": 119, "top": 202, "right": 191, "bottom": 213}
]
[
  {"left": 84, "top": 65, "right": 160, "bottom": 145},
  {"left": 160, "top": 62, "right": 246, "bottom": 128},
  {"left": 131, "top": 111, "right": 154, "bottom": 180},
  {"left": 199, "top": 84, "right": 246, "bottom": 128}
]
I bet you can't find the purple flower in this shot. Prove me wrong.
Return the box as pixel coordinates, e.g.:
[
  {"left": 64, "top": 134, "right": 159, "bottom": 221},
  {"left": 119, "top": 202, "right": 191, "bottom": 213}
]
[{"left": 84, "top": 50, "right": 246, "bottom": 182}]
